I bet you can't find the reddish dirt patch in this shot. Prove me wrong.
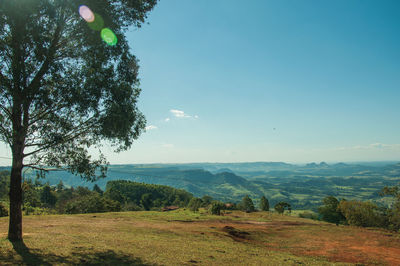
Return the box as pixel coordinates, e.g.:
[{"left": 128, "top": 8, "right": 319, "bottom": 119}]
[
  {"left": 263, "top": 224, "right": 400, "bottom": 266},
  {"left": 190, "top": 218, "right": 400, "bottom": 265}
]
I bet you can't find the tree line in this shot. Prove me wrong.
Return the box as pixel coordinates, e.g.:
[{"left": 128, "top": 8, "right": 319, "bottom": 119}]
[
  {"left": 0, "top": 173, "right": 284, "bottom": 216},
  {"left": 313, "top": 185, "right": 400, "bottom": 231},
  {"left": 2, "top": 170, "right": 399, "bottom": 232}
]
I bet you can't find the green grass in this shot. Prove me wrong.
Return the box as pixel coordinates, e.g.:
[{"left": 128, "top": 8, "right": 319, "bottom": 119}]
[{"left": 1, "top": 210, "right": 399, "bottom": 265}]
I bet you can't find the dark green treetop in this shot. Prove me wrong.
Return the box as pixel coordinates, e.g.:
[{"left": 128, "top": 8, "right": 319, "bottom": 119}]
[
  {"left": 259, "top": 195, "right": 269, "bottom": 211},
  {"left": 241, "top": 195, "right": 255, "bottom": 213}
]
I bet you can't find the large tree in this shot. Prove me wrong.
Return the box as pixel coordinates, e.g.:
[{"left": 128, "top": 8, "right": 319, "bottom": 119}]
[{"left": 0, "top": 0, "right": 157, "bottom": 241}]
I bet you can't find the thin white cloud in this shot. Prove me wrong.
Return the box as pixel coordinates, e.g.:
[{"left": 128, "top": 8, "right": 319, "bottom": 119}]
[
  {"left": 145, "top": 125, "right": 158, "bottom": 131},
  {"left": 170, "top": 109, "right": 198, "bottom": 119},
  {"left": 165, "top": 118, "right": 170, "bottom": 122},
  {"left": 333, "top": 143, "right": 400, "bottom": 151},
  {"left": 170, "top": 109, "right": 191, "bottom": 118}
]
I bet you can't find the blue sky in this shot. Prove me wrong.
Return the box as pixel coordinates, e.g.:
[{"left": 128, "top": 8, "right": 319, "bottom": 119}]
[{"left": 1, "top": 0, "right": 400, "bottom": 165}]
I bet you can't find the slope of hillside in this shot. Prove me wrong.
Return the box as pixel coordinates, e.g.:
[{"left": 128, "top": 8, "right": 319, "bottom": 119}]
[{"left": 1, "top": 210, "right": 400, "bottom": 265}]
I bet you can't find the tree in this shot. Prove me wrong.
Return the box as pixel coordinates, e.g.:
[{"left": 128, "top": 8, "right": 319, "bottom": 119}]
[
  {"left": 188, "top": 197, "right": 202, "bottom": 212},
  {"left": 140, "top": 193, "right": 152, "bottom": 211},
  {"left": 0, "top": 171, "right": 9, "bottom": 199},
  {"left": 209, "top": 201, "right": 224, "bottom": 215},
  {"left": 274, "top": 201, "right": 291, "bottom": 214},
  {"left": 338, "top": 200, "right": 385, "bottom": 227},
  {"left": 259, "top": 196, "right": 269, "bottom": 211},
  {"left": 318, "top": 196, "right": 345, "bottom": 225},
  {"left": 201, "top": 195, "right": 213, "bottom": 207},
  {"left": 92, "top": 184, "right": 103, "bottom": 195},
  {"left": 381, "top": 185, "right": 400, "bottom": 231},
  {"left": 40, "top": 184, "right": 57, "bottom": 207},
  {"left": 241, "top": 195, "right": 255, "bottom": 213},
  {"left": 0, "top": 0, "right": 157, "bottom": 240},
  {"left": 56, "top": 180, "right": 64, "bottom": 191},
  {"left": 0, "top": 202, "right": 8, "bottom": 217}
]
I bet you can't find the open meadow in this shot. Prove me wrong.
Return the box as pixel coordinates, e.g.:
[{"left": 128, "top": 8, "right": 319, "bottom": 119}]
[{"left": 1, "top": 210, "right": 400, "bottom": 265}]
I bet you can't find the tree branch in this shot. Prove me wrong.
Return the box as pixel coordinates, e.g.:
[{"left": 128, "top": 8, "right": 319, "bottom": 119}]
[
  {"left": 0, "top": 105, "right": 12, "bottom": 118},
  {"left": 24, "top": 14, "right": 64, "bottom": 97},
  {"left": 23, "top": 116, "right": 97, "bottom": 158},
  {"left": 23, "top": 164, "right": 63, "bottom": 172}
]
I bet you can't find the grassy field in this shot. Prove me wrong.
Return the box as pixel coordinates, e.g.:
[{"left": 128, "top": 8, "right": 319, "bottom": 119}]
[{"left": 1, "top": 210, "right": 400, "bottom": 265}]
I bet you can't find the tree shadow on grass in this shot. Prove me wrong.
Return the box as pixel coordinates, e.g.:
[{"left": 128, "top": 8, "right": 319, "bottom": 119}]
[
  {"left": 10, "top": 240, "right": 51, "bottom": 266},
  {"left": 2, "top": 240, "right": 155, "bottom": 265}
]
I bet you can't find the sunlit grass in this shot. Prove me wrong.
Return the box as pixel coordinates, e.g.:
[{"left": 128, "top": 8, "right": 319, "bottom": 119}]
[{"left": 1, "top": 210, "right": 399, "bottom": 265}]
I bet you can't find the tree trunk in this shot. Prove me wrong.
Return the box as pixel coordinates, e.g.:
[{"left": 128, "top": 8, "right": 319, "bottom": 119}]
[{"left": 8, "top": 152, "right": 23, "bottom": 241}]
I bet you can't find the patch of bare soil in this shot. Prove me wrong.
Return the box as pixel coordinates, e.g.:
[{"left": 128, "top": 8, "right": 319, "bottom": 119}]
[{"left": 222, "top": 226, "right": 250, "bottom": 241}]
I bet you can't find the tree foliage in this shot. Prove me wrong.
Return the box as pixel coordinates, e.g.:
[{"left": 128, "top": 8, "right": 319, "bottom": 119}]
[
  {"left": 318, "top": 196, "right": 345, "bottom": 225},
  {"left": 338, "top": 200, "right": 386, "bottom": 228},
  {"left": 0, "top": 202, "right": 8, "bottom": 217},
  {"left": 259, "top": 195, "right": 269, "bottom": 211},
  {"left": 209, "top": 201, "right": 224, "bottom": 215},
  {"left": 381, "top": 185, "right": 400, "bottom": 231},
  {"left": 65, "top": 193, "right": 121, "bottom": 214},
  {"left": 0, "top": 171, "right": 9, "bottom": 200},
  {"left": 188, "top": 197, "right": 203, "bottom": 212},
  {"left": 104, "top": 180, "right": 193, "bottom": 209},
  {"left": 274, "top": 201, "right": 291, "bottom": 214},
  {"left": 40, "top": 184, "right": 57, "bottom": 207},
  {"left": 240, "top": 195, "right": 255, "bottom": 212}
]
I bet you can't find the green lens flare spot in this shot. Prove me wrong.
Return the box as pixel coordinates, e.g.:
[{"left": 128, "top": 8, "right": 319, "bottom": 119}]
[{"left": 101, "top": 28, "right": 117, "bottom": 46}]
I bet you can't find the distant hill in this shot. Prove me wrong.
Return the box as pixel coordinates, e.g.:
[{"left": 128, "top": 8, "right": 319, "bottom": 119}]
[{"left": 21, "top": 162, "right": 400, "bottom": 210}]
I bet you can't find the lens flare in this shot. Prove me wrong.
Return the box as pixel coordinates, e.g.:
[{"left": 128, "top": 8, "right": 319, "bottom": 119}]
[
  {"left": 79, "top": 5, "right": 95, "bottom": 22},
  {"left": 101, "top": 28, "right": 118, "bottom": 46}
]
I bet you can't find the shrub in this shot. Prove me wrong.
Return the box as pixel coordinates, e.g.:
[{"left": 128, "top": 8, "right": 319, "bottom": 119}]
[
  {"left": 274, "top": 202, "right": 291, "bottom": 214},
  {"left": 65, "top": 194, "right": 121, "bottom": 214},
  {"left": 188, "top": 197, "right": 203, "bottom": 212},
  {"left": 318, "top": 196, "right": 345, "bottom": 225},
  {"left": 241, "top": 195, "right": 255, "bottom": 212},
  {"left": 259, "top": 196, "right": 269, "bottom": 211},
  {"left": 299, "top": 211, "right": 318, "bottom": 220},
  {"left": 209, "top": 202, "right": 224, "bottom": 215},
  {"left": 0, "top": 202, "right": 8, "bottom": 217},
  {"left": 338, "top": 200, "right": 386, "bottom": 227}
]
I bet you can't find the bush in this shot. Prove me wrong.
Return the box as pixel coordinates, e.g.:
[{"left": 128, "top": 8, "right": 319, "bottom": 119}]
[
  {"left": 65, "top": 194, "right": 121, "bottom": 214},
  {"left": 122, "top": 202, "right": 143, "bottom": 212},
  {"left": 338, "top": 200, "right": 386, "bottom": 227},
  {"left": 259, "top": 196, "right": 269, "bottom": 211},
  {"left": 274, "top": 202, "right": 291, "bottom": 214},
  {"left": 0, "top": 202, "right": 8, "bottom": 217},
  {"left": 188, "top": 197, "right": 203, "bottom": 212},
  {"left": 299, "top": 211, "right": 318, "bottom": 220},
  {"left": 318, "top": 196, "right": 345, "bottom": 225},
  {"left": 240, "top": 195, "right": 255, "bottom": 212},
  {"left": 209, "top": 202, "right": 224, "bottom": 215}
]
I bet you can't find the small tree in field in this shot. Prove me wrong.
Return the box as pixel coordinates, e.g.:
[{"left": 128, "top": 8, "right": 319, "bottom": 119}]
[
  {"left": 0, "top": 202, "right": 8, "bottom": 217},
  {"left": 259, "top": 196, "right": 269, "bottom": 211},
  {"left": 241, "top": 195, "right": 255, "bottom": 213},
  {"left": 318, "top": 196, "right": 345, "bottom": 225},
  {"left": 274, "top": 201, "right": 291, "bottom": 214},
  {"left": 0, "top": 0, "right": 157, "bottom": 240},
  {"left": 188, "top": 197, "right": 202, "bottom": 212},
  {"left": 209, "top": 201, "right": 223, "bottom": 215}
]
